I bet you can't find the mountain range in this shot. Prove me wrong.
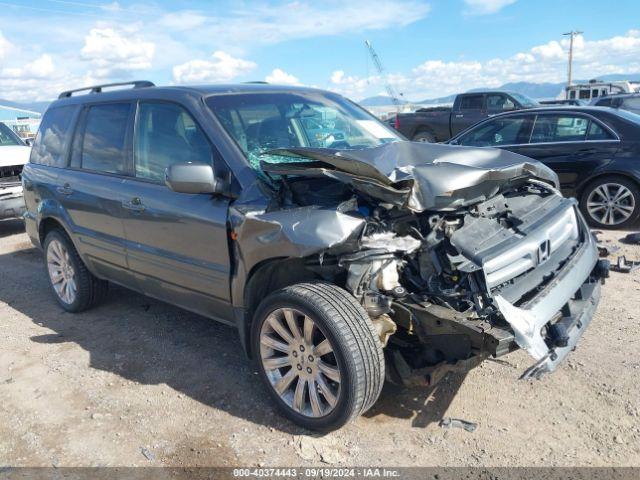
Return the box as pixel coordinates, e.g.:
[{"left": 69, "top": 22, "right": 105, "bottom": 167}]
[
  {"left": 0, "top": 98, "right": 51, "bottom": 114},
  {"left": 360, "top": 73, "right": 640, "bottom": 106},
  {"left": 2, "top": 73, "right": 640, "bottom": 113}
]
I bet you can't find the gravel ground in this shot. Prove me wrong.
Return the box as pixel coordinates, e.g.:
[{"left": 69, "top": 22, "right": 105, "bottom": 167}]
[{"left": 1, "top": 218, "right": 639, "bottom": 468}]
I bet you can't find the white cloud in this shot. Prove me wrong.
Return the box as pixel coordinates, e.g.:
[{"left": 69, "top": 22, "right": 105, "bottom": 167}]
[
  {"left": 331, "top": 30, "right": 640, "bottom": 101},
  {"left": 330, "top": 70, "right": 374, "bottom": 97},
  {"left": 172, "top": 51, "right": 257, "bottom": 84},
  {"left": 80, "top": 26, "right": 155, "bottom": 78},
  {"left": 0, "top": 30, "right": 11, "bottom": 60},
  {"left": 464, "top": 0, "right": 518, "bottom": 15},
  {"left": 100, "top": 2, "right": 121, "bottom": 12},
  {"left": 265, "top": 68, "right": 301, "bottom": 85},
  {"left": 0, "top": 52, "right": 74, "bottom": 102},
  {"left": 158, "top": 11, "right": 207, "bottom": 31},
  {"left": 167, "top": 0, "right": 430, "bottom": 47},
  {"left": 1, "top": 54, "right": 55, "bottom": 79},
  {"left": 0, "top": 1, "right": 430, "bottom": 100}
]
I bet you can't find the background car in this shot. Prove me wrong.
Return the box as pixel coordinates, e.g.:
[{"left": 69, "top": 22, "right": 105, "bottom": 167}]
[
  {"left": 540, "top": 99, "right": 588, "bottom": 106},
  {"left": 448, "top": 106, "right": 640, "bottom": 228},
  {"left": 591, "top": 93, "right": 640, "bottom": 115}
]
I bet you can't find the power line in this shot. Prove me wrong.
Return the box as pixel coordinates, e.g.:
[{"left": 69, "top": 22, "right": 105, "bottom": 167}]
[
  {"left": 45, "top": 0, "right": 112, "bottom": 8},
  {"left": 0, "top": 1, "right": 106, "bottom": 18},
  {"left": 0, "top": 0, "right": 148, "bottom": 18}
]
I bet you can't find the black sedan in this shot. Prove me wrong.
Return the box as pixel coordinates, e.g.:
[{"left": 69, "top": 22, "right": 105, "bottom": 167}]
[{"left": 448, "top": 106, "right": 640, "bottom": 228}]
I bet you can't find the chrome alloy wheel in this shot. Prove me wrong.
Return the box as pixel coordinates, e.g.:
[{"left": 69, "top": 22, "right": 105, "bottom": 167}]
[
  {"left": 46, "top": 239, "right": 77, "bottom": 305},
  {"left": 259, "top": 308, "right": 341, "bottom": 418},
  {"left": 587, "top": 183, "right": 636, "bottom": 225}
]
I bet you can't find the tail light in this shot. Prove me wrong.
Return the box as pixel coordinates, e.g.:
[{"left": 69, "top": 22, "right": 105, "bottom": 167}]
[{"left": 394, "top": 113, "right": 400, "bottom": 130}]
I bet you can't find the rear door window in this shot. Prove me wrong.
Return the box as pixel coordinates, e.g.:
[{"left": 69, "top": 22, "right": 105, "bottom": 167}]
[
  {"left": 459, "top": 95, "right": 484, "bottom": 111},
  {"left": 30, "top": 105, "right": 78, "bottom": 167},
  {"left": 530, "top": 115, "right": 588, "bottom": 143},
  {"left": 134, "top": 102, "right": 213, "bottom": 182},
  {"left": 80, "top": 103, "right": 132, "bottom": 174},
  {"left": 457, "top": 116, "right": 533, "bottom": 146}
]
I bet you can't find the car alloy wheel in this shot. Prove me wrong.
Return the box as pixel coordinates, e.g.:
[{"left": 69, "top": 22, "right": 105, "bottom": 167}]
[
  {"left": 46, "top": 238, "right": 78, "bottom": 305},
  {"left": 259, "top": 307, "right": 341, "bottom": 418},
  {"left": 586, "top": 182, "right": 636, "bottom": 226}
]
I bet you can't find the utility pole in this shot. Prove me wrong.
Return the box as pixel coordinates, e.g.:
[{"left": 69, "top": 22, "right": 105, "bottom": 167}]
[{"left": 563, "top": 30, "right": 583, "bottom": 87}]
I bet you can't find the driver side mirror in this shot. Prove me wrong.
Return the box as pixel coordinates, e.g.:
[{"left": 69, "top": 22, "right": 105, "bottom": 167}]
[{"left": 165, "top": 163, "right": 225, "bottom": 195}]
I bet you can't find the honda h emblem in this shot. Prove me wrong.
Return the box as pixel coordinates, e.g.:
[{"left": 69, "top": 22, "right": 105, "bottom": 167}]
[{"left": 538, "top": 240, "right": 551, "bottom": 264}]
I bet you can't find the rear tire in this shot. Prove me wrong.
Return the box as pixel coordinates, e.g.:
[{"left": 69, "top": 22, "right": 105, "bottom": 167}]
[
  {"left": 412, "top": 130, "right": 436, "bottom": 143},
  {"left": 43, "top": 229, "right": 108, "bottom": 312},
  {"left": 579, "top": 176, "right": 640, "bottom": 229},
  {"left": 251, "top": 282, "right": 384, "bottom": 432}
]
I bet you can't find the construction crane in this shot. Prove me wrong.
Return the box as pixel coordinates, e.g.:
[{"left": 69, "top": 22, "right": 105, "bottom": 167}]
[{"left": 365, "top": 40, "right": 402, "bottom": 111}]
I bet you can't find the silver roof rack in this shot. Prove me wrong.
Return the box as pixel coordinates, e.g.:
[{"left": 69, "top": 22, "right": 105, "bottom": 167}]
[{"left": 58, "top": 80, "right": 155, "bottom": 99}]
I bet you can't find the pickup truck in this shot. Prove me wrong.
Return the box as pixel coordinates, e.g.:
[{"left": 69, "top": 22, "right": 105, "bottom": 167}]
[{"left": 389, "top": 91, "right": 538, "bottom": 142}]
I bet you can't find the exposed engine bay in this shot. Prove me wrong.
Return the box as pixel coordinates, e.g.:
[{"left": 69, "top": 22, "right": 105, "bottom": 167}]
[{"left": 231, "top": 142, "right": 608, "bottom": 386}]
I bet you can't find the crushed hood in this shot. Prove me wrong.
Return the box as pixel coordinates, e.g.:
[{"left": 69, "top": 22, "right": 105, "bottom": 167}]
[{"left": 262, "top": 142, "right": 559, "bottom": 212}]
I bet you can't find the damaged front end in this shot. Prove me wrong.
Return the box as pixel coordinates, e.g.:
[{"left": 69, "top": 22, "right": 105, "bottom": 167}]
[{"left": 237, "top": 142, "right": 608, "bottom": 386}]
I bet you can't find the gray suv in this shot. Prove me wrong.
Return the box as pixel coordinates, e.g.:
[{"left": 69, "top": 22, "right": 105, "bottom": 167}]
[{"left": 23, "top": 81, "right": 608, "bottom": 431}]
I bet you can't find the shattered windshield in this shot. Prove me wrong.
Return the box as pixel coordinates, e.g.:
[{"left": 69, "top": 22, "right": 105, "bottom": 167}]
[
  {"left": 0, "top": 123, "right": 22, "bottom": 146},
  {"left": 509, "top": 92, "right": 539, "bottom": 108},
  {"left": 206, "top": 91, "right": 401, "bottom": 178}
]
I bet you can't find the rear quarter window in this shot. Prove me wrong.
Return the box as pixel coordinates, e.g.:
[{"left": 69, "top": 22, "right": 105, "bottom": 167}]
[
  {"left": 459, "top": 95, "right": 484, "bottom": 111},
  {"left": 30, "top": 105, "right": 78, "bottom": 167},
  {"left": 622, "top": 97, "right": 640, "bottom": 114},
  {"left": 80, "top": 103, "right": 131, "bottom": 174}
]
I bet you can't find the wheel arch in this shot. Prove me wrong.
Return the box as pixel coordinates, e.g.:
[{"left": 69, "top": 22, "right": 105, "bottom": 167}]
[
  {"left": 241, "top": 257, "right": 321, "bottom": 358},
  {"left": 576, "top": 171, "right": 640, "bottom": 200},
  {"left": 39, "top": 217, "right": 70, "bottom": 246}
]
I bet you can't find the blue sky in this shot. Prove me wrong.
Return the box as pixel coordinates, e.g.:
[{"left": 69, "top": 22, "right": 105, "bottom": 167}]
[{"left": 0, "top": 0, "right": 639, "bottom": 101}]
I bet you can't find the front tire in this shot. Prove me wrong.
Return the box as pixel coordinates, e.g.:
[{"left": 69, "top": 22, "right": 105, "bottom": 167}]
[
  {"left": 580, "top": 176, "right": 640, "bottom": 229},
  {"left": 43, "top": 229, "right": 108, "bottom": 312},
  {"left": 251, "top": 282, "right": 384, "bottom": 432}
]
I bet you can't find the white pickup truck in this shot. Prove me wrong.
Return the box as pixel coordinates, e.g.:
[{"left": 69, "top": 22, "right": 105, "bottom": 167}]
[{"left": 0, "top": 123, "right": 30, "bottom": 219}]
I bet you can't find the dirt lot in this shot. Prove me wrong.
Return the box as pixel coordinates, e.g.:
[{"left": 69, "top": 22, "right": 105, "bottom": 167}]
[{"left": 1, "top": 218, "right": 639, "bottom": 468}]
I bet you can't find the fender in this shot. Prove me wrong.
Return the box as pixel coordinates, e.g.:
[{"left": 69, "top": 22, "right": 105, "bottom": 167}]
[{"left": 34, "top": 198, "right": 99, "bottom": 277}]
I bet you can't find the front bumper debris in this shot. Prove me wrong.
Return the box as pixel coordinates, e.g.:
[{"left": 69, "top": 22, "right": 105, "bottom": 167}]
[
  {"left": 494, "top": 224, "right": 608, "bottom": 379},
  {"left": 0, "top": 185, "right": 25, "bottom": 220}
]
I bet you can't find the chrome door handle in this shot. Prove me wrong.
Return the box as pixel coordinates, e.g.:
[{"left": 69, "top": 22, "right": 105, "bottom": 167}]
[
  {"left": 56, "top": 184, "right": 73, "bottom": 195},
  {"left": 455, "top": 114, "right": 464, "bottom": 118},
  {"left": 122, "top": 197, "right": 145, "bottom": 212}
]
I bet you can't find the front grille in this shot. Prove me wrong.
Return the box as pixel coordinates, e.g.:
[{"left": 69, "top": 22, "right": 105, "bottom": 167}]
[
  {"left": 483, "top": 205, "right": 580, "bottom": 290},
  {"left": 450, "top": 193, "right": 584, "bottom": 305},
  {"left": 0, "top": 165, "right": 23, "bottom": 185}
]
